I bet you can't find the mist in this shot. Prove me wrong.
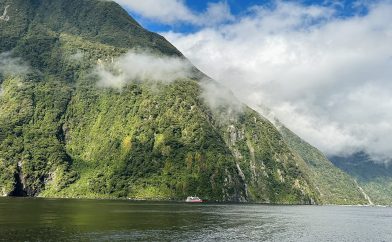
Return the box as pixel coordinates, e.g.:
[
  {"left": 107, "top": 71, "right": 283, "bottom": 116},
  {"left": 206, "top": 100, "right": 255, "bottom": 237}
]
[
  {"left": 199, "top": 78, "right": 243, "bottom": 120},
  {"left": 94, "top": 50, "right": 244, "bottom": 116},
  {"left": 0, "top": 52, "right": 30, "bottom": 76},
  {"left": 94, "top": 50, "right": 193, "bottom": 89},
  {"left": 0, "top": 52, "right": 31, "bottom": 97}
]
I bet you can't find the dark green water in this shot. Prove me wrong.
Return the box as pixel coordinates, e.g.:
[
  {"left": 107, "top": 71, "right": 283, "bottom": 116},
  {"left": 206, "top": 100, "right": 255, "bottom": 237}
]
[{"left": 0, "top": 198, "right": 391, "bottom": 241}]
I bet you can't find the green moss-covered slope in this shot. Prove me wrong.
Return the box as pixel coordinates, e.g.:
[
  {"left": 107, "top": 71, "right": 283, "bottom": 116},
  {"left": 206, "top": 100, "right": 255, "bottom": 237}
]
[{"left": 278, "top": 125, "right": 369, "bottom": 205}]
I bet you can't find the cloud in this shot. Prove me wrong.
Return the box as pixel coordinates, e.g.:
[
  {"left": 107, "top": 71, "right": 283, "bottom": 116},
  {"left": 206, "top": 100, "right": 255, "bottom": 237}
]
[
  {"left": 94, "top": 50, "right": 243, "bottom": 118},
  {"left": 0, "top": 52, "right": 30, "bottom": 76},
  {"left": 111, "top": 0, "right": 233, "bottom": 26},
  {"left": 94, "top": 50, "right": 193, "bottom": 89},
  {"left": 163, "top": 1, "right": 392, "bottom": 160},
  {"left": 0, "top": 52, "right": 30, "bottom": 98},
  {"left": 200, "top": 78, "right": 244, "bottom": 120},
  {"left": 68, "top": 50, "right": 85, "bottom": 62}
]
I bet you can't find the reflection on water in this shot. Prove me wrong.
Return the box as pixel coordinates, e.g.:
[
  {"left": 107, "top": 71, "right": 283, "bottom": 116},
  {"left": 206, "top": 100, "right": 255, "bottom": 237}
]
[{"left": 0, "top": 198, "right": 391, "bottom": 241}]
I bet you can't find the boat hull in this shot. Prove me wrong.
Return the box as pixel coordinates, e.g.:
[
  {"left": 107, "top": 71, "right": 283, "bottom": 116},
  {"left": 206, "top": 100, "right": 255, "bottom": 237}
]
[
  {"left": 186, "top": 200, "right": 203, "bottom": 203},
  {"left": 185, "top": 196, "right": 203, "bottom": 203}
]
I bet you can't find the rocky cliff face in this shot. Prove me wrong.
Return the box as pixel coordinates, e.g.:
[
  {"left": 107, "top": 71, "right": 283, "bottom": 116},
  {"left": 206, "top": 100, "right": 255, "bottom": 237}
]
[{"left": 0, "top": 0, "right": 352, "bottom": 204}]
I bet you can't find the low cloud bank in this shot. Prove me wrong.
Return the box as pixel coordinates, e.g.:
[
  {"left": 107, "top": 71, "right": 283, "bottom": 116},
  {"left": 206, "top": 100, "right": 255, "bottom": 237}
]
[
  {"left": 164, "top": 1, "right": 392, "bottom": 162},
  {"left": 95, "top": 50, "right": 242, "bottom": 114},
  {"left": 94, "top": 50, "right": 193, "bottom": 89}
]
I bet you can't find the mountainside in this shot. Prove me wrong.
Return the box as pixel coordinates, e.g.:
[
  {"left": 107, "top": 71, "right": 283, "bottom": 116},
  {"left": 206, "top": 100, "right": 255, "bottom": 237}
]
[
  {"left": 331, "top": 152, "right": 392, "bottom": 205},
  {"left": 0, "top": 0, "right": 371, "bottom": 204},
  {"left": 278, "top": 125, "right": 369, "bottom": 205}
]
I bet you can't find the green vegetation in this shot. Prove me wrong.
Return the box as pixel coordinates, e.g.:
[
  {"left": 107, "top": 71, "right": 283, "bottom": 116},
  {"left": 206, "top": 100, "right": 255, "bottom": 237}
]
[
  {"left": 211, "top": 108, "right": 319, "bottom": 204},
  {"left": 331, "top": 153, "right": 392, "bottom": 205},
  {"left": 279, "top": 125, "right": 369, "bottom": 204}
]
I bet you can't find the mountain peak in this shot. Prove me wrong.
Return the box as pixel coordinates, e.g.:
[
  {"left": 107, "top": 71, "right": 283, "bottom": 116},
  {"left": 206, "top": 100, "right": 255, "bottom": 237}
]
[{"left": 0, "top": 0, "right": 181, "bottom": 55}]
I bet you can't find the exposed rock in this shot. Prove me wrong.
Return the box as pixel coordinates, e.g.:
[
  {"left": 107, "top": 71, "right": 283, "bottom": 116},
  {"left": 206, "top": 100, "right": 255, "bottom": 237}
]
[{"left": 0, "top": 5, "right": 10, "bottom": 22}]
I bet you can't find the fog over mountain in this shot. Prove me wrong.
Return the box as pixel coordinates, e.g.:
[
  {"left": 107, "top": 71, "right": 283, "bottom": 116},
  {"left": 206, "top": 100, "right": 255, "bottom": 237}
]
[
  {"left": 116, "top": 0, "right": 392, "bottom": 162},
  {"left": 0, "top": 52, "right": 30, "bottom": 75},
  {"left": 160, "top": 1, "right": 392, "bottom": 162}
]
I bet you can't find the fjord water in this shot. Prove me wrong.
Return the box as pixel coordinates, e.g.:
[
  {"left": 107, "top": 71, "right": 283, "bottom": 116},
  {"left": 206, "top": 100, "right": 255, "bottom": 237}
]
[{"left": 0, "top": 198, "right": 391, "bottom": 241}]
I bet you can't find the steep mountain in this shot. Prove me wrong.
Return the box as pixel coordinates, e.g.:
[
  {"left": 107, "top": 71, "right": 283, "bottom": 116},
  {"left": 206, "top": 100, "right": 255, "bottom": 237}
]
[
  {"left": 331, "top": 152, "right": 392, "bottom": 205},
  {"left": 278, "top": 125, "right": 369, "bottom": 205},
  {"left": 0, "top": 0, "right": 368, "bottom": 205}
]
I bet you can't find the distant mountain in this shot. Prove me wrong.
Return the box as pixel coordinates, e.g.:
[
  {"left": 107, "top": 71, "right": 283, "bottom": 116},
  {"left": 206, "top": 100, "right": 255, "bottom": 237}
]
[
  {"left": 0, "top": 0, "right": 376, "bottom": 204},
  {"left": 331, "top": 152, "right": 392, "bottom": 205}
]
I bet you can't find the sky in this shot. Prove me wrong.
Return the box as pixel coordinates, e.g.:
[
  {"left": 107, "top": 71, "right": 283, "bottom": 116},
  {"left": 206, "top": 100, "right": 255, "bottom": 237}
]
[{"left": 113, "top": 0, "right": 392, "bottom": 162}]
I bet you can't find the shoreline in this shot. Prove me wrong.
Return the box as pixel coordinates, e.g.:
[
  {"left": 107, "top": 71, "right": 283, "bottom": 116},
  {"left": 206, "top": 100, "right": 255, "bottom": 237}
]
[{"left": 1, "top": 196, "right": 390, "bottom": 207}]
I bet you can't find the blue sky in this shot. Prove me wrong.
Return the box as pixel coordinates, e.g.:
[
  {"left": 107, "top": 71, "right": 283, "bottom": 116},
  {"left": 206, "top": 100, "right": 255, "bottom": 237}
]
[
  {"left": 183, "top": 0, "right": 369, "bottom": 17},
  {"left": 126, "top": 0, "right": 371, "bottom": 33}
]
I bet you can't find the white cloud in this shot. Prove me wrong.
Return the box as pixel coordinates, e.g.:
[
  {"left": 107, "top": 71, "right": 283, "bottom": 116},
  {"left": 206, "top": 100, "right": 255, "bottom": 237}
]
[
  {"left": 200, "top": 78, "right": 244, "bottom": 118},
  {"left": 112, "top": 0, "right": 233, "bottom": 26},
  {"left": 0, "top": 52, "right": 30, "bottom": 98},
  {"left": 0, "top": 52, "right": 30, "bottom": 76},
  {"left": 94, "top": 50, "right": 243, "bottom": 118},
  {"left": 94, "top": 50, "right": 193, "bottom": 89},
  {"left": 163, "top": 1, "right": 392, "bottom": 160}
]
